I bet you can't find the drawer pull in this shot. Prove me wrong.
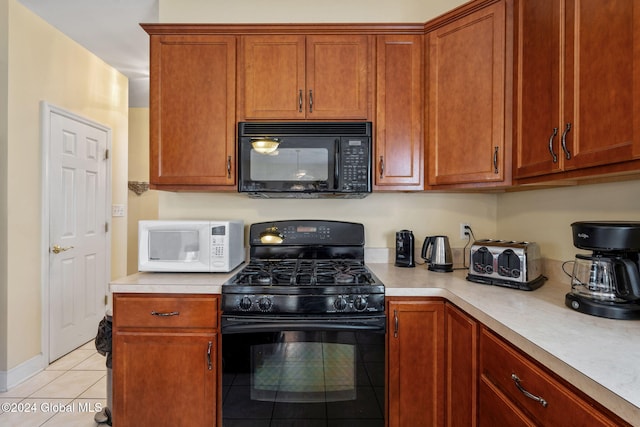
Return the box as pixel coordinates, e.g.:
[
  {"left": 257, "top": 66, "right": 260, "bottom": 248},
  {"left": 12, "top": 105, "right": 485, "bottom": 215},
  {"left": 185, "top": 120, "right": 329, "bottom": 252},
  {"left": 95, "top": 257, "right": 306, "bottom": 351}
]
[
  {"left": 511, "top": 374, "right": 548, "bottom": 408},
  {"left": 150, "top": 311, "right": 180, "bottom": 317}
]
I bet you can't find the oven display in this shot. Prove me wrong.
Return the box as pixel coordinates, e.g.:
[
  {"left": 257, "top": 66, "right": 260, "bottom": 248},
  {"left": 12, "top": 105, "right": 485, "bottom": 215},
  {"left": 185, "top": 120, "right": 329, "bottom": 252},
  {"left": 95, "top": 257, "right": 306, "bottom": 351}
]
[{"left": 296, "top": 226, "right": 317, "bottom": 233}]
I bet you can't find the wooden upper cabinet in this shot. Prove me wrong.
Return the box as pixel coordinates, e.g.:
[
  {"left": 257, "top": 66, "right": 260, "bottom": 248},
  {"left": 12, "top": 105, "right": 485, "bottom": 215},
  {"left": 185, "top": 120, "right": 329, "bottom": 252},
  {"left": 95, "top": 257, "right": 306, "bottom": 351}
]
[
  {"left": 515, "top": 0, "right": 640, "bottom": 179},
  {"left": 239, "top": 34, "right": 372, "bottom": 120},
  {"left": 149, "top": 34, "right": 237, "bottom": 189},
  {"left": 375, "top": 35, "right": 424, "bottom": 190},
  {"left": 427, "top": 0, "right": 509, "bottom": 187}
]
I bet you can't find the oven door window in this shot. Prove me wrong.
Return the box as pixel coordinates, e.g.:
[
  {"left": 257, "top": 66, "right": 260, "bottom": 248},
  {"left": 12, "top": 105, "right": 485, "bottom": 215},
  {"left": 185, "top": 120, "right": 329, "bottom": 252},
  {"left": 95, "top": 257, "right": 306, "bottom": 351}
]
[
  {"left": 252, "top": 340, "right": 355, "bottom": 403},
  {"left": 223, "top": 330, "right": 384, "bottom": 425}
]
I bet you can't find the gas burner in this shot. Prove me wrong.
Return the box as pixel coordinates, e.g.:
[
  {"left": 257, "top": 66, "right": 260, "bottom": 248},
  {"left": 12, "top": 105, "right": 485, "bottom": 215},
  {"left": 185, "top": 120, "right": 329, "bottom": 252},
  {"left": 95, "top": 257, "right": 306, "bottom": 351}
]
[
  {"left": 334, "top": 273, "right": 355, "bottom": 284},
  {"left": 255, "top": 273, "right": 272, "bottom": 285}
]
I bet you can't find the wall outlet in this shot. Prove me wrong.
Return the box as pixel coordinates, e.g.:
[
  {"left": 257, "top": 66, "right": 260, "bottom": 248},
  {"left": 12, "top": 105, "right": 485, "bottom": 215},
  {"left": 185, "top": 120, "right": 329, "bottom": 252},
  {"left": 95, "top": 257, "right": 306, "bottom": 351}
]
[
  {"left": 112, "top": 204, "right": 126, "bottom": 217},
  {"left": 459, "top": 223, "right": 471, "bottom": 239}
]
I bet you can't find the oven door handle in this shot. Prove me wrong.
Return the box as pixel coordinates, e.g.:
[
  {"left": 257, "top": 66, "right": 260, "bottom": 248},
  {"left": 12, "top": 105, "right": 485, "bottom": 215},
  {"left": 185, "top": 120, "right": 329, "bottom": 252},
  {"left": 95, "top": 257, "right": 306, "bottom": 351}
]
[{"left": 221, "top": 315, "right": 386, "bottom": 334}]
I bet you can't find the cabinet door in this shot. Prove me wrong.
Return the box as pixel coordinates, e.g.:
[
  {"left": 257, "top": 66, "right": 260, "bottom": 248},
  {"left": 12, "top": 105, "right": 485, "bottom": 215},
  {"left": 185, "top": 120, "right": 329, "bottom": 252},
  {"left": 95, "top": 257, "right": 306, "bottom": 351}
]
[
  {"left": 563, "top": 0, "right": 638, "bottom": 170},
  {"left": 514, "top": 0, "right": 563, "bottom": 178},
  {"left": 375, "top": 35, "right": 424, "bottom": 190},
  {"left": 306, "top": 35, "right": 372, "bottom": 120},
  {"left": 427, "top": 1, "right": 506, "bottom": 186},
  {"left": 445, "top": 304, "right": 478, "bottom": 427},
  {"left": 516, "top": 0, "right": 640, "bottom": 178},
  {"left": 239, "top": 35, "right": 306, "bottom": 119},
  {"left": 387, "top": 299, "right": 445, "bottom": 427},
  {"left": 239, "top": 34, "right": 371, "bottom": 120},
  {"left": 113, "top": 332, "right": 217, "bottom": 427},
  {"left": 150, "top": 35, "right": 236, "bottom": 188}
]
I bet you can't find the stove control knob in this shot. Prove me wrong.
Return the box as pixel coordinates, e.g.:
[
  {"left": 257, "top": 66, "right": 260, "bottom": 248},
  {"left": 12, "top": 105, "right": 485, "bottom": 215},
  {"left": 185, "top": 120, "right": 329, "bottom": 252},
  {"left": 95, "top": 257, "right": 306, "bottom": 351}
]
[
  {"left": 258, "top": 297, "right": 272, "bottom": 312},
  {"left": 334, "top": 296, "right": 348, "bottom": 311},
  {"left": 354, "top": 295, "right": 368, "bottom": 311},
  {"left": 239, "top": 296, "right": 252, "bottom": 311}
]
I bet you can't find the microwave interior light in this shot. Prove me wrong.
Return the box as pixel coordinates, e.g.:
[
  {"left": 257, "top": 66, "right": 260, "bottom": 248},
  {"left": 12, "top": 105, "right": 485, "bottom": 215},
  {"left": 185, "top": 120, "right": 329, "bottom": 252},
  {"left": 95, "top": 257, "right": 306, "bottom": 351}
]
[
  {"left": 260, "top": 226, "right": 284, "bottom": 244},
  {"left": 251, "top": 137, "right": 280, "bottom": 154}
]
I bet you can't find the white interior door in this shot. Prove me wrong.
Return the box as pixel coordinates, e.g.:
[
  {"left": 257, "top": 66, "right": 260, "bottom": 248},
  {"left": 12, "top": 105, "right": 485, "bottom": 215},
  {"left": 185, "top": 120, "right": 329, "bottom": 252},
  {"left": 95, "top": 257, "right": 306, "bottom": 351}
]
[{"left": 47, "top": 106, "right": 110, "bottom": 362}]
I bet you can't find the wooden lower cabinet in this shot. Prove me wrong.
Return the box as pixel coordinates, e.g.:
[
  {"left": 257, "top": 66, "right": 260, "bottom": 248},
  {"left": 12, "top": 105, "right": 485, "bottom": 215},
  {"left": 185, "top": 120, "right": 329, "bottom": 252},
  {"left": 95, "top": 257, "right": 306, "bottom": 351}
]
[
  {"left": 112, "top": 294, "right": 220, "bottom": 427},
  {"left": 445, "top": 303, "right": 478, "bottom": 427},
  {"left": 479, "top": 326, "right": 629, "bottom": 427},
  {"left": 387, "top": 298, "right": 445, "bottom": 427}
]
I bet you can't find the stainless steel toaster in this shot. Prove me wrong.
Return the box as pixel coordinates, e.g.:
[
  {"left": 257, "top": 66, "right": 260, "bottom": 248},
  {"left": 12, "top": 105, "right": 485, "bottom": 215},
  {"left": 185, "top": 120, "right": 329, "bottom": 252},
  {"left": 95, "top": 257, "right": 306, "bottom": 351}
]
[{"left": 467, "top": 239, "right": 546, "bottom": 290}]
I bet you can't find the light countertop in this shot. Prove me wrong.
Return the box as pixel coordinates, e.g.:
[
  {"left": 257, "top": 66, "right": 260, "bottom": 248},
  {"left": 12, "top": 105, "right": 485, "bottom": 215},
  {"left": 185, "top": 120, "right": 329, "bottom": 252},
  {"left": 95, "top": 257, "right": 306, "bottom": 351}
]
[{"left": 110, "top": 262, "right": 640, "bottom": 425}]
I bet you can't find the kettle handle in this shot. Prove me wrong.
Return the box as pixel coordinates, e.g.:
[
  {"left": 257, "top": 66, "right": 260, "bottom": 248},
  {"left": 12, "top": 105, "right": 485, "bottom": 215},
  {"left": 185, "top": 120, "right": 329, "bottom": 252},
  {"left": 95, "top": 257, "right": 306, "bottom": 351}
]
[
  {"left": 421, "top": 236, "right": 434, "bottom": 262},
  {"left": 613, "top": 258, "right": 640, "bottom": 301}
]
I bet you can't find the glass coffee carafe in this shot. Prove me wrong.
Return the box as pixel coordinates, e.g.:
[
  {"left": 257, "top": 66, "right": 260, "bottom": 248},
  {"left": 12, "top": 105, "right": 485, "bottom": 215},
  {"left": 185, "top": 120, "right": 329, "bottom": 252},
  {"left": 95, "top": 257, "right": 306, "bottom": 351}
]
[{"left": 570, "top": 254, "right": 623, "bottom": 302}]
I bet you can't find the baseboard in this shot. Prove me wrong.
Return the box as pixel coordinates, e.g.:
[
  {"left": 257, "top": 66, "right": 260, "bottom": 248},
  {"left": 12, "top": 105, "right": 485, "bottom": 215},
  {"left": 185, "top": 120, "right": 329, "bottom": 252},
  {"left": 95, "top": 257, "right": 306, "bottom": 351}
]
[{"left": 0, "top": 353, "right": 46, "bottom": 392}]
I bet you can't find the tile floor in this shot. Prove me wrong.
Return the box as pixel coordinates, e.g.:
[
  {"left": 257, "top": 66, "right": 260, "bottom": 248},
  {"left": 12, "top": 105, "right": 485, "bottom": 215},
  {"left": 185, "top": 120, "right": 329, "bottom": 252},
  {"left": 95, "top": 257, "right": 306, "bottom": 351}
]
[{"left": 0, "top": 341, "right": 108, "bottom": 427}]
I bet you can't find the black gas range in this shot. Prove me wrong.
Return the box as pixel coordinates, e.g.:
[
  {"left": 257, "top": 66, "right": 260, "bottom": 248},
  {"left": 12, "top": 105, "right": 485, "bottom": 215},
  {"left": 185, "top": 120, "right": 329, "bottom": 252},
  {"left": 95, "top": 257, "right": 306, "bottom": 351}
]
[
  {"left": 221, "top": 220, "right": 386, "bottom": 425},
  {"left": 221, "top": 220, "right": 385, "bottom": 316}
]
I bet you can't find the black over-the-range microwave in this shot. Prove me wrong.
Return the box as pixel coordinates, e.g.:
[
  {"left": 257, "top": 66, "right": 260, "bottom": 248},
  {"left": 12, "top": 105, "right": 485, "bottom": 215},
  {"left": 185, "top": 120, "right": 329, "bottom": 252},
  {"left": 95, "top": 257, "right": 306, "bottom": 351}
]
[{"left": 237, "top": 122, "right": 372, "bottom": 198}]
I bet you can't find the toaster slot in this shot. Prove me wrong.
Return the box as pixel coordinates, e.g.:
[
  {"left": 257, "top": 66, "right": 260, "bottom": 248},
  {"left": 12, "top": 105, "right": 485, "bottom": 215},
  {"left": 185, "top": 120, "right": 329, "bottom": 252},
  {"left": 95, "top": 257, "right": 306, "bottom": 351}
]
[
  {"left": 498, "top": 249, "right": 521, "bottom": 278},
  {"left": 472, "top": 247, "right": 493, "bottom": 274}
]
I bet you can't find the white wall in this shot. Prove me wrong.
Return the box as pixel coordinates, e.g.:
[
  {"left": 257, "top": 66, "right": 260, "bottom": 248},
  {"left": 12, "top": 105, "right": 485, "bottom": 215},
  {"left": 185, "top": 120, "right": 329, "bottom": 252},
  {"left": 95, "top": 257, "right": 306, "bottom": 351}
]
[
  {"left": 127, "top": 108, "right": 158, "bottom": 274},
  {"left": 159, "top": 0, "right": 467, "bottom": 23},
  {"left": 497, "top": 180, "right": 640, "bottom": 261},
  {"left": 158, "top": 192, "right": 498, "bottom": 249},
  {"left": 1, "top": 0, "right": 128, "bottom": 382},
  {"left": 0, "top": 0, "right": 9, "bottom": 375}
]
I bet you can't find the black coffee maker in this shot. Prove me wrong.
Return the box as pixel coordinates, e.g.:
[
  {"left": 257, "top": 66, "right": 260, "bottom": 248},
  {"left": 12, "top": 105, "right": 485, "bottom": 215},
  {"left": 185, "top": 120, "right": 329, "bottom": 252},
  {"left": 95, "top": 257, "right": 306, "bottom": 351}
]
[
  {"left": 565, "top": 221, "right": 640, "bottom": 320},
  {"left": 395, "top": 230, "right": 415, "bottom": 267}
]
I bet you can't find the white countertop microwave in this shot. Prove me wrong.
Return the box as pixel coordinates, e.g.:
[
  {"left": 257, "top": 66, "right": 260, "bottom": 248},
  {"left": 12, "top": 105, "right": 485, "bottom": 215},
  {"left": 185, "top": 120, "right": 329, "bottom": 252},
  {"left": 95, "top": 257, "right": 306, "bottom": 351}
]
[{"left": 138, "top": 220, "right": 245, "bottom": 272}]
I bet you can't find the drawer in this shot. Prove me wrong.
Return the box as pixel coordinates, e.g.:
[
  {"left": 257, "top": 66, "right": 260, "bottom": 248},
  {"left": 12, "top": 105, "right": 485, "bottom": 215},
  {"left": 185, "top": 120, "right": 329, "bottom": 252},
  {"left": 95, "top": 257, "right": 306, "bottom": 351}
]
[
  {"left": 479, "top": 328, "right": 617, "bottom": 427},
  {"left": 114, "top": 294, "right": 218, "bottom": 330}
]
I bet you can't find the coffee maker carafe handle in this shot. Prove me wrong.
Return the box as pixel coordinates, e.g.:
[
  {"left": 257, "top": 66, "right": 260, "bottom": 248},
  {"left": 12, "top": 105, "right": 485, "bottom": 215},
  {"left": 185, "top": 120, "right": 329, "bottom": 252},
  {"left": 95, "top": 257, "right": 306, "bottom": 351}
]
[
  {"left": 613, "top": 258, "right": 640, "bottom": 301},
  {"left": 421, "top": 236, "right": 434, "bottom": 262}
]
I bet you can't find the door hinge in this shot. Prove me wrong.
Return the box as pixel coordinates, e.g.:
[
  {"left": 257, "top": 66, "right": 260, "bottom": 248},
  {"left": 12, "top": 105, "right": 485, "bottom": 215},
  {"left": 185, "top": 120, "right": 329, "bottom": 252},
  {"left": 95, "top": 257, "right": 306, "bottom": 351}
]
[
  {"left": 105, "top": 222, "right": 109, "bottom": 233},
  {"left": 104, "top": 295, "right": 108, "bottom": 305},
  {"left": 105, "top": 149, "right": 110, "bottom": 160}
]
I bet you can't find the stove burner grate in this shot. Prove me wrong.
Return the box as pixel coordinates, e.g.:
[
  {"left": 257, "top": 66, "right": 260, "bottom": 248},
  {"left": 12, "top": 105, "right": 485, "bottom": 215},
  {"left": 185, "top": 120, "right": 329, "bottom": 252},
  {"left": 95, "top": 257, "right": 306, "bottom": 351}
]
[{"left": 232, "top": 259, "right": 375, "bottom": 286}]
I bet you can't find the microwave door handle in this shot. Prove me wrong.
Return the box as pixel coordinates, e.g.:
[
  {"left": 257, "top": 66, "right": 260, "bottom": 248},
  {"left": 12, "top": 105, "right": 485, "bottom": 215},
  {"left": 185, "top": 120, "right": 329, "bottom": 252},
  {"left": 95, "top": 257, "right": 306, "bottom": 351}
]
[{"left": 334, "top": 138, "right": 340, "bottom": 190}]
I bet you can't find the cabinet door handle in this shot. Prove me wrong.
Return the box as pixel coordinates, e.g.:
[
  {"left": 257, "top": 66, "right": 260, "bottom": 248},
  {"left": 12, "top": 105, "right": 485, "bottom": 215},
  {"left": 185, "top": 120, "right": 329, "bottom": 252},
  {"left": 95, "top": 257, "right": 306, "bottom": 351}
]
[
  {"left": 298, "top": 90, "right": 303, "bottom": 113},
  {"left": 150, "top": 311, "right": 180, "bottom": 317},
  {"left": 379, "top": 156, "right": 385, "bottom": 179},
  {"left": 206, "top": 341, "right": 213, "bottom": 370},
  {"left": 309, "top": 89, "right": 313, "bottom": 113},
  {"left": 393, "top": 309, "right": 399, "bottom": 338},
  {"left": 227, "top": 156, "right": 232, "bottom": 178},
  {"left": 561, "top": 122, "right": 572, "bottom": 160},
  {"left": 511, "top": 374, "right": 548, "bottom": 407},
  {"left": 548, "top": 127, "right": 558, "bottom": 163},
  {"left": 493, "top": 146, "right": 499, "bottom": 174}
]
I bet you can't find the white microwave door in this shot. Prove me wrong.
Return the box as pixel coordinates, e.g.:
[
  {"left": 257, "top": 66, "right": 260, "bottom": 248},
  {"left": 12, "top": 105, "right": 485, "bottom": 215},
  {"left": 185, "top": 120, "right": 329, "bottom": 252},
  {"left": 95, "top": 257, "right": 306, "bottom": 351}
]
[{"left": 149, "top": 230, "right": 200, "bottom": 262}]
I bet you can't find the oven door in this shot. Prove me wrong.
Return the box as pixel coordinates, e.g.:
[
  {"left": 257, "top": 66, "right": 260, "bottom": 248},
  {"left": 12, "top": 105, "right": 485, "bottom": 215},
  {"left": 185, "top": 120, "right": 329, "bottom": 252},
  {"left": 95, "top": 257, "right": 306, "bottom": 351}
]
[{"left": 221, "top": 314, "right": 385, "bottom": 426}]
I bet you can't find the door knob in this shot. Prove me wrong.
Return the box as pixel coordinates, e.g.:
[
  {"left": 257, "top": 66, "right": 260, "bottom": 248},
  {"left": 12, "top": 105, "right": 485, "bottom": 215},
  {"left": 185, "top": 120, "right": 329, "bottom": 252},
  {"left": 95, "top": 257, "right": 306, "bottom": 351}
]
[{"left": 51, "top": 244, "right": 74, "bottom": 254}]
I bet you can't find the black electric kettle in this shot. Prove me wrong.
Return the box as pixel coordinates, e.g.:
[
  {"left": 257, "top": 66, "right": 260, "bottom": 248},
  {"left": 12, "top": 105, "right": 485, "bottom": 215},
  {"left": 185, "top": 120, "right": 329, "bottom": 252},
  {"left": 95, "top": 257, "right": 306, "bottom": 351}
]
[{"left": 421, "top": 235, "right": 453, "bottom": 272}]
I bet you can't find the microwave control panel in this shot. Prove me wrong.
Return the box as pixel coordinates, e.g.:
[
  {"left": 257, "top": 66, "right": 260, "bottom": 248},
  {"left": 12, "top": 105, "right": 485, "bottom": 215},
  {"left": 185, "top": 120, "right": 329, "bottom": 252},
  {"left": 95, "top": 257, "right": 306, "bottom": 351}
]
[
  {"left": 339, "top": 138, "right": 371, "bottom": 192},
  {"left": 210, "top": 225, "right": 227, "bottom": 259}
]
